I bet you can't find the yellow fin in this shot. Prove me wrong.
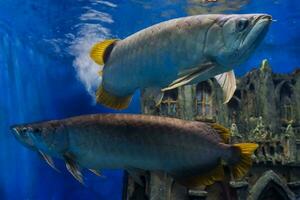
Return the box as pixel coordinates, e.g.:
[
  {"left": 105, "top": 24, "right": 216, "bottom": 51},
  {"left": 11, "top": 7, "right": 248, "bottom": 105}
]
[
  {"left": 232, "top": 143, "right": 258, "bottom": 179},
  {"left": 96, "top": 85, "right": 132, "bottom": 110},
  {"left": 90, "top": 39, "right": 118, "bottom": 65},
  {"left": 98, "top": 70, "right": 103, "bottom": 76},
  {"left": 181, "top": 165, "right": 224, "bottom": 188},
  {"left": 211, "top": 123, "right": 230, "bottom": 143}
]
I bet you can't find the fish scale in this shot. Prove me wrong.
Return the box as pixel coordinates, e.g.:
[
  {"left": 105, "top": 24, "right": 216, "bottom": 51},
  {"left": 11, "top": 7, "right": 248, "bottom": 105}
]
[
  {"left": 12, "top": 114, "right": 258, "bottom": 187},
  {"left": 89, "top": 14, "right": 271, "bottom": 109}
]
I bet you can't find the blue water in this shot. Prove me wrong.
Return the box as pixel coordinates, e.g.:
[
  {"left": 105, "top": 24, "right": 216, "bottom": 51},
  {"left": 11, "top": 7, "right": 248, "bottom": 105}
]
[{"left": 0, "top": 0, "right": 299, "bottom": 199}]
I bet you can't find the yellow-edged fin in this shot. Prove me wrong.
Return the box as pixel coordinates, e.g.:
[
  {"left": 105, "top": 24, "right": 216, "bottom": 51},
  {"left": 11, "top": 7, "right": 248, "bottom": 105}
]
[
  {"left": 90, "top": 39, "right": 118, "bottom": 65},
  {"left": 180, "top": 165, "right": 224, "bottom": 188},
  {"left": 232, "top": 143, "right": 258, "bottom": 180},
  {"left": 96, "top": 85, "right": 132, "bottom": 110},
  {"left": 211, "top": 123, "right": 230, "bottom": 143}
]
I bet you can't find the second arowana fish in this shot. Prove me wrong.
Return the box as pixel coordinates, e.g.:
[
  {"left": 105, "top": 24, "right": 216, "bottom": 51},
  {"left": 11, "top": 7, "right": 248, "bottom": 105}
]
[
  {"left": 11, "top": 114, "right": 258, "bottom": 187},
  {"left": 90, "top": 14, "right": 272, "bottom": 109}
]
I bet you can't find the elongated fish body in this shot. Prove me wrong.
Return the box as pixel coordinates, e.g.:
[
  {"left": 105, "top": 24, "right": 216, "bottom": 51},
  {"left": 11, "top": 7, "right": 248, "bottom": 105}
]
[
  {"left": 12, "top": 114, "right": 257, "bottom": 186},
  {"left": 48, "top": 115, "right": 224, "bottom": 170},
  {"left": 104, "top": 16, "right": 211, "bottom": 91},
  {"left": 90, "top": 14, "right": 272, "bottom": 109}
]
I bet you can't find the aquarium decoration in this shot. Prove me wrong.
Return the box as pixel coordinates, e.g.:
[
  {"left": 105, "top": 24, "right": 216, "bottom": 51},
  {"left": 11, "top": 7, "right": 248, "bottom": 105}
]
[
  {"left": 2, "top": 1, "right": 300, "bottom": 200},
  {"left": 137, "top": 59, "right": 300, "bottom": 199}
]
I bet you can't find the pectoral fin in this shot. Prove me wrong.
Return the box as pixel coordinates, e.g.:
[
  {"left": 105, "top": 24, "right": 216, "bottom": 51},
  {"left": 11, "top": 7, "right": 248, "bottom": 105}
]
[
  {"left": 162, "top": 62, "right": 215, "bottom": 91},
  {"left": 215, "top": 70, "right": 236, "bottom": 104},
  {"left": 38, "top": 150, "right": 60, "bottom": 172}
]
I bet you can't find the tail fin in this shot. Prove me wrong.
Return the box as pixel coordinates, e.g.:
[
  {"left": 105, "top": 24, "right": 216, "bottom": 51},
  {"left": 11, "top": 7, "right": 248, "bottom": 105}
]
[
  {"left": 90, "top": 39, "right": 118, "bottom": 65},
  {"left": 232, "top": 143, "right": 258, "bottom": 179},
  {"left": 96, "top": 85, "right": 132, "bottom": 110}
]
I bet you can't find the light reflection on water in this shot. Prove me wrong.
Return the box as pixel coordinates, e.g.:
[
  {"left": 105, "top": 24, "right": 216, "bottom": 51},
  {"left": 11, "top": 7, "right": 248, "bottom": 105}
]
[
  {"left": 0, "top": 0, "right": 299, "bottom": 199},
  {"left": 186, "top": 0, "right": 250, "bottom": 14}
]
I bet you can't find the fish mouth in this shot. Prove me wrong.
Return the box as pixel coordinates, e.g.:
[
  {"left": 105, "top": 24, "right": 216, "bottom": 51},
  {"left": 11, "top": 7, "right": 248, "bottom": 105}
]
[
  {"left": 10, "top": 125, "right": 37, "bottom": 150},
  {"left": 10, "top": 125, "right": 24, "bottom": 137},
  {"left": 253, "top": 14, "right": 272, "bottom": 24},
  {"left": 246, "top": 14, "right": 272, "bottom": 45},
  {"left": 239, "top": 14, "right": 272, "bottom": 59}
]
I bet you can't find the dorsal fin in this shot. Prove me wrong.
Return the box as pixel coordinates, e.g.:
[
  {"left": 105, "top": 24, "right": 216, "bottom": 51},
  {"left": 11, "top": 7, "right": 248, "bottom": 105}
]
[
  {"left": 211, "top": 123, "right": 230, "bottom": 143},
  {"left": 90, "top": 39, "right": 118, "bottom": 65}
]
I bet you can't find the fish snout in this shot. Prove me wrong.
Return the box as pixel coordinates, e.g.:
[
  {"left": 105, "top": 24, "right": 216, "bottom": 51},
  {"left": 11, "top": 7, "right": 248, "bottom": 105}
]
[
  {"left": 11, "top": 125, "right": 26, "bottom": 137},
  {"left": 11, "top": 126, "right": 20, "bottom": 136},
  {"left": 253, "top": 14, "right": 273, "bottom": 25},
  {"left": 10, "top": 125, "right": 36, "bottom": 150},
  {"left": 259, "top": 14, "right": 272, "bottom": 20}
]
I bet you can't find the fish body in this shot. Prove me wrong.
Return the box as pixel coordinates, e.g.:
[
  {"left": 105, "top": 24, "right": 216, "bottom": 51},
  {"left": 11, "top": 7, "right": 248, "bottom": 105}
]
[
  {"left": 90, "top": 14, "right": 272, "bottom": 109},
  {"left": 12, "top": 114, "right": 257, "bottom": 187}
]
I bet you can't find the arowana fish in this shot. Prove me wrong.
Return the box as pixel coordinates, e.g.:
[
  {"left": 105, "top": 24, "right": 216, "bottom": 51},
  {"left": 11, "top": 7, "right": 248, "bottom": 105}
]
[
  {"left": 11, "top": 114, "right": 258, "bottom": 187},
  {"left": 90, "top": 14, "right": 272, "bottom": 109}
]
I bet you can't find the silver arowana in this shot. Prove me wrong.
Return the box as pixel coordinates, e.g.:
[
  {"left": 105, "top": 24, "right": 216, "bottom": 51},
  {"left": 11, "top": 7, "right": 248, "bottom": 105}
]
[
  {"left": 11, "top": 114, "right": 257, "bottom": 187},
  {"left": 90, "top": 14, "right": 272, "bottom": 109}
]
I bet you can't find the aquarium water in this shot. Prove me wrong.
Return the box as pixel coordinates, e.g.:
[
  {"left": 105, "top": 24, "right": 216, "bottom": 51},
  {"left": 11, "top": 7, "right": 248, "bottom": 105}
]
[{"left": 0, "top": 0, "right": 299, "bottom": 199}]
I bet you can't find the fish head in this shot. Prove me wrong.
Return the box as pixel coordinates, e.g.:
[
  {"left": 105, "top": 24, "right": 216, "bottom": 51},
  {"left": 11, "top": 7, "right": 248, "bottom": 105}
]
[
  {"left": 205, "top": 14, "right": 272, "bottom": 67},
  {"left": 11, "top": 122, "right": 68, "bottom": 156},
  {"left": 11, "top": 125, "right": 37, "bottom": 151}
]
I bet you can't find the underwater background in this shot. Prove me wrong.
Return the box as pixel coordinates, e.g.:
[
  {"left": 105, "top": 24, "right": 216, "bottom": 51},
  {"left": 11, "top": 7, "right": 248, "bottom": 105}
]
[{"left": 0, "top": 0, "right": 299, "bottom": 199}]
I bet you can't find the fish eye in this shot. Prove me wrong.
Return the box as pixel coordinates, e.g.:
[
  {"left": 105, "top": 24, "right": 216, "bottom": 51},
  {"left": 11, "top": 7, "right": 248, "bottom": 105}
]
[
  {"left": 32, "top": 128, "right": 42, "bottom": 133},
  {"left": 18, "top": 127, "right": 28, "bottom": 137},
  {"left": 236, "top": 18, "right": 249, "bottom": 32},
  {"left": 21, "top": 127, "right": 28, "bottom": 132}
]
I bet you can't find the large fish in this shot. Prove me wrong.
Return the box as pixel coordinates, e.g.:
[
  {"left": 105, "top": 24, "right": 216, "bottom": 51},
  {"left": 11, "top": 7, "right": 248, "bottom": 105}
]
[
  {"left": 11, "top": 114, "right": 257, "bottom": 187},
  {"left": 90, "top": 14, "right": 272, "bottom": 109}
]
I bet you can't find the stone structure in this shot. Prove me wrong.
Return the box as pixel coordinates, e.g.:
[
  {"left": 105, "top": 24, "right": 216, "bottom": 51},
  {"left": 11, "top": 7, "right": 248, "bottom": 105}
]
[{"left": 123, "top": 60, "right": 300, "bottom": 200}]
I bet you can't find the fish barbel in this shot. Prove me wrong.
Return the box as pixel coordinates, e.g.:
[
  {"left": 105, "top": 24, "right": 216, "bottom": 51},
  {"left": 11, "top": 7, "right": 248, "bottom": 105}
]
[
  {"left": 90, "top": 14, "right": 272, "bottom": 109},
  {"left": 11, "top": 114, "right": 257, "bottom": 187}
]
